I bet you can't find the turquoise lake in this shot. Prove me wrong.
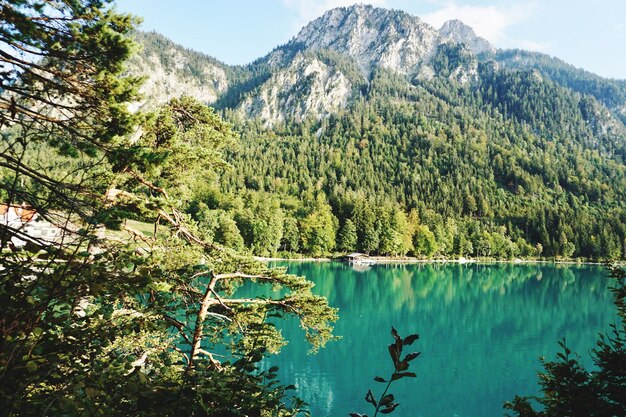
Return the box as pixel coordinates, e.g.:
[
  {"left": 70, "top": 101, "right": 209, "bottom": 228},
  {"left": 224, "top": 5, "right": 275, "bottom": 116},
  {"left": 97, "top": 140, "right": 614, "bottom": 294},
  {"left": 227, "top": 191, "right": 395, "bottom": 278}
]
[{"left": 257, "top": 262, "right": 617, "bottom": 417}]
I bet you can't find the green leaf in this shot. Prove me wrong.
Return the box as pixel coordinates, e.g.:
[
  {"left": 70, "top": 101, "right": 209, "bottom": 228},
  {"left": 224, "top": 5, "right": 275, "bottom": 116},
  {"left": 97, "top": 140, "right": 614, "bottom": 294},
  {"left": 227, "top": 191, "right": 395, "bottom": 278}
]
[
  {"left": 380, "top": 394, "right": 395, "bottom": 406},
  {"left": 392, "top": 372, "right": 416, "bottom": 380},
  {"left": 403, "top": 334, "right": 419, "bottom": 346},
  {"left": 365, "top": 390, "right": 377, "bottom": 407},
  {"left": 149, "top": 281, "right": 173, "bottom": 292},
  {"left": 25, "top": 361, "right": 38, "bottom": 372},
  {"left": 403, "top": 352, "right": 421, "bottom": 362}
]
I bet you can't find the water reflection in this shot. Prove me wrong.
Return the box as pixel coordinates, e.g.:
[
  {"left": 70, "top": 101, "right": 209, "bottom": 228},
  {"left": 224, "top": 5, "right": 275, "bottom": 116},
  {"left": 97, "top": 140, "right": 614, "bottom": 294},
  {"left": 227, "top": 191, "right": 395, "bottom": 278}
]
[{"left": 252, "top": 262, "right": 615, "bottom": 417}]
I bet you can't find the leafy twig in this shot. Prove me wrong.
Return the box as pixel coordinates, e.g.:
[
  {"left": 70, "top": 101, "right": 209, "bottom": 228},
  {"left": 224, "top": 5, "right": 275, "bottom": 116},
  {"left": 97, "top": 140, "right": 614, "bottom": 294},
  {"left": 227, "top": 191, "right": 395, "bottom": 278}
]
[{"left": 350, "top": 327, "right": 420, "bottom": 417}]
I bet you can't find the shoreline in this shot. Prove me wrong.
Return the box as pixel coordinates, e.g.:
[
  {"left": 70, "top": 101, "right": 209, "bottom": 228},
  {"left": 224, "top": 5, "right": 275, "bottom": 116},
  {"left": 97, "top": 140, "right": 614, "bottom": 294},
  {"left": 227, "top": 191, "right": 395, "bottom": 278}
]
[
  {"left": 254, "top": 256, "right": 332, "bottom": 262},
  {"left": 254, "top": 256, "right": 613, "bottom": 266}
]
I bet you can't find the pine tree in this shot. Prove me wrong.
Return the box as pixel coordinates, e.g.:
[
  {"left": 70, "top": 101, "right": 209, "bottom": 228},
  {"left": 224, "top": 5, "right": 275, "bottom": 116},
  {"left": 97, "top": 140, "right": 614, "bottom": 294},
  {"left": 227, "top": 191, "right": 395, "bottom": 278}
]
[
  {"left": 0, "top": 3, "right": 337, "bottom": 414},
  {"left": 338, "top": 219, "right": 358, "bottom": 252}
]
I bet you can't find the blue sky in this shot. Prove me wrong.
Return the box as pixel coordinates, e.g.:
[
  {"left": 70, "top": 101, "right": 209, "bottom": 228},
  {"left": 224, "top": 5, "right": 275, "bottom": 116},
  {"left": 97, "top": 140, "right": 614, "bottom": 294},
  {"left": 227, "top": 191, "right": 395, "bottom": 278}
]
[{"left": 115, "top": 0, "right": 626, "bottom": 80}]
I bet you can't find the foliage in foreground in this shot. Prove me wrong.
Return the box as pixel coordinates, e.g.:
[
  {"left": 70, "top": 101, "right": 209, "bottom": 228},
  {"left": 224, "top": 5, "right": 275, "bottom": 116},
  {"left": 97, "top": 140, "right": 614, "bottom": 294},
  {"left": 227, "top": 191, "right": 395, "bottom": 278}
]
[
  {"left": 505, "top": 265, "right": 626, "bottom": 416},
  {"left": 350, "top": 327, "right": 420, "bottom": 417},
  {"left": 0, "top": 1, "right": 337, "bottom": 415}
]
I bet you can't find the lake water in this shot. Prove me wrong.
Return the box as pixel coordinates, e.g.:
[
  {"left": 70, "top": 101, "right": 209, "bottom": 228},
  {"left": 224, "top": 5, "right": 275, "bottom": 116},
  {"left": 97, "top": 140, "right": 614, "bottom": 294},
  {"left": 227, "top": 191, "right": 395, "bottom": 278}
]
[{"left": 259, "top": 262, "right": 617, "bottom": 417}]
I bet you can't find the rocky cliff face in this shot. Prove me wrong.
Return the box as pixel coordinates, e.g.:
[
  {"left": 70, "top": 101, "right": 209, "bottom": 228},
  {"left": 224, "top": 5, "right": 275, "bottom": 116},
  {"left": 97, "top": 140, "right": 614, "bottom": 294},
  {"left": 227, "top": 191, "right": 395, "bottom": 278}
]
[
  {"left": 235, "top": 4, "right": 490, "bottom": 125},
  {"left": 236, "top": 52, "right": 356, "bottom": 123},
  {"left": 130, "top": 6, "right": 626, "bottom": 130},
  {"left": 128, "top": 32, "right": 229, "bottom": 110},
  {"left": 291, "top": 4, "right": 440, "bottom": 76},
  {"left": 438, "top": 19, "right": 495, "bottom": 56}
]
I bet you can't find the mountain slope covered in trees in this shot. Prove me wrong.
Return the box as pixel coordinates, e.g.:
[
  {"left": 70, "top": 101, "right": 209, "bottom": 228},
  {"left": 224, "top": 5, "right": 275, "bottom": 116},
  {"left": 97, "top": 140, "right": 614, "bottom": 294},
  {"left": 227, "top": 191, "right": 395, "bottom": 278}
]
[{"left": 132, "top": 5, "right": 626, "bottom": 260}]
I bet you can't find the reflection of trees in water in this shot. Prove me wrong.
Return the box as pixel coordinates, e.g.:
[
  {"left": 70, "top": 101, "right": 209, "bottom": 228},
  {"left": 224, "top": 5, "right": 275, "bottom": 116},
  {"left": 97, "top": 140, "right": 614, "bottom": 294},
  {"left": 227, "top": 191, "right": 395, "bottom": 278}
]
[
  {"left": 280, "top": 361, "right": 336, "bottom": 417},
  {"left": 260, "top": 263, "right": 616, "bottom": 417},
  {"left": 263, "top": 263, "right": 612, "bottom": 340},
  {"left": 313, "top": 263, "right": 606, "bottom": 320},
  {"left": 264, "top": 263, "right": 613, "bottom": 348}
]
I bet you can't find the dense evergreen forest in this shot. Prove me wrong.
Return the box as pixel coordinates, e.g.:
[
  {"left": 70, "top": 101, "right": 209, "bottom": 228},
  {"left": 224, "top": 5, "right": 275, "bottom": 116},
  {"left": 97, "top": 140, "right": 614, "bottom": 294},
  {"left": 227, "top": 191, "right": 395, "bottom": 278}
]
[
  {"left": 201, "top": 65, "right": 626, "bottom": 260},
  {"left": 127, "top": 30, "right": 626, "bottom": 260}
]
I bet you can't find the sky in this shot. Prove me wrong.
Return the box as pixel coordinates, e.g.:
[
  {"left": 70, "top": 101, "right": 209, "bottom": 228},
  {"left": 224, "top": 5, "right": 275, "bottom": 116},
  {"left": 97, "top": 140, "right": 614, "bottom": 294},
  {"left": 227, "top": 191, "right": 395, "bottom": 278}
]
[{"left": 115, "top": 0, "right": 626, "bottom": 80}]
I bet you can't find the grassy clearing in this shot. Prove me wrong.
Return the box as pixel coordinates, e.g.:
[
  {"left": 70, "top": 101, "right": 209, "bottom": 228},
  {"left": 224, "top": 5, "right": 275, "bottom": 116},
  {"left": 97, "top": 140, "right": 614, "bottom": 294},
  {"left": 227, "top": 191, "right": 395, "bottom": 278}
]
[{"left": 105, "top": 219, "right": 154, "bottom": 242}]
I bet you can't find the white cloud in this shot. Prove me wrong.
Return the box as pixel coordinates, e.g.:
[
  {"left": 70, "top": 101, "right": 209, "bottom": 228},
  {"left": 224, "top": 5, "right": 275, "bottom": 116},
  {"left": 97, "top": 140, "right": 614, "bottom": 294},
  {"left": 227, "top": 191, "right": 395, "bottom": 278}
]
[
  {"left": 421, "top": 1, "right": 537, "bottom": 44},
  {"left": 282, "top": 0, "right": 388, "bottom": 30}
]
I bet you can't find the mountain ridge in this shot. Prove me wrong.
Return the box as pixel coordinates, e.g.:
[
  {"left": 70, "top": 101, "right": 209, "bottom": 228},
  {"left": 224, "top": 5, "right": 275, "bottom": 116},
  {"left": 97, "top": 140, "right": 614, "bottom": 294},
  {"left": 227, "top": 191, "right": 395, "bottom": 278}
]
[
  {"left": 126, "top": 5, "right": 626, "bottom": 260},
  {"left": 128, "top": 4, "right": 626, "bottom": 129}
]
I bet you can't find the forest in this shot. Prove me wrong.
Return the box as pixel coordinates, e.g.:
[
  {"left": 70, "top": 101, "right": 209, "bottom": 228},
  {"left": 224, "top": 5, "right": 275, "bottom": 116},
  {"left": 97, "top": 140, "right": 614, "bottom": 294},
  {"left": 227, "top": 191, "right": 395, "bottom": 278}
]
[
  {"left": 204, "top": 65, "right": 626, "bottom": 261},
  {"left": 122, "top": 29, "right": 626, "bottom": 261}
]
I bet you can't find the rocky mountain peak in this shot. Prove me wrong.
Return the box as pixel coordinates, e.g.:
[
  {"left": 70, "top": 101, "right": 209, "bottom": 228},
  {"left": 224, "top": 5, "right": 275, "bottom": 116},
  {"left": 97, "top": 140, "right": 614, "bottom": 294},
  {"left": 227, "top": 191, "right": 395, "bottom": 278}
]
[
  {"left": 438, "top": 19, "right": 495, "bottom": 56},
  {"left": 234, "top": 5, "right": 491, "bottom": 124},
  {"left": 292, "top": 4, "right": 439, "bottom": 76}
]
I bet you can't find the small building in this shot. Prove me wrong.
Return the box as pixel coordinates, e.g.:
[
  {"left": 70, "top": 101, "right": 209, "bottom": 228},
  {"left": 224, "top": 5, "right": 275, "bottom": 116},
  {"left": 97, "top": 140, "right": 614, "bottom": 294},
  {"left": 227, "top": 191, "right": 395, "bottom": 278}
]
[
  {"left": 0, "top": 204, "right": 62, "bottom": 248},
  {"left": 341, "top": 252, "right": 377, "bottom": 265}
]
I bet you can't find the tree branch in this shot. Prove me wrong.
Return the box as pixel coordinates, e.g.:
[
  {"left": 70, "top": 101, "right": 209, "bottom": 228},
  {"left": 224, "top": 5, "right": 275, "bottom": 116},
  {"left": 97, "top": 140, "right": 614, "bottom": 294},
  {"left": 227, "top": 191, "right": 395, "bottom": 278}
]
[{"left": 188, "top": 271, "right": 219, "bottom": 369}]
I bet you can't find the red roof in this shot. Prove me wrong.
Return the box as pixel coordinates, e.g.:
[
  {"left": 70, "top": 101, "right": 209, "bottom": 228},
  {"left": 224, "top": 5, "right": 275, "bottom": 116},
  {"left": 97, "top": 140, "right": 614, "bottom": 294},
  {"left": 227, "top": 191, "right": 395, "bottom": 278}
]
[{"left": 0, "top": 204, "right": 37, "bottom": 222}]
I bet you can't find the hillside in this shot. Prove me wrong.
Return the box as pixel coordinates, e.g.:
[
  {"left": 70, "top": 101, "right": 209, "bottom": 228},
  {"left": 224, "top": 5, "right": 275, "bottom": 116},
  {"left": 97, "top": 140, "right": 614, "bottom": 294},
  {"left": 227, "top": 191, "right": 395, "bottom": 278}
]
[
  {"left": 127, "top": 31, "right": 231, "bottom": 109},
  {"left": 130, "top": 5, "right": 626, "bottom": 260}
]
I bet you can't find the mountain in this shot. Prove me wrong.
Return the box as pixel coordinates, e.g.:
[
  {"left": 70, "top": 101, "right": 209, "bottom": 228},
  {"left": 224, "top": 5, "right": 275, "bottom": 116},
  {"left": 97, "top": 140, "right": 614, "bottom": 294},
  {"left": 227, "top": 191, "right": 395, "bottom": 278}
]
[
  {"left": 496, "top": 49, "right": 626, "bottom": 124},
  {"left": 127, "top": 31, "right": 231, "bottom": 110},
  {"left": 228, "top": 4, "right": 487, "bottom": 123},
  {"left": 128, "top": 5, "right": 626, "bottom": 260},
  {"left": 223, "top": 4, "right": 624, "bottom": 127},
  {"left": 290, "top": 5, "right": 444, "bottom": 76},
  {"left": 285, "top": 5, "right": 493, "bottom": 75},
  {"left": 130, "top": 5, "right": 497, "bottom": 122},
  {"left": 130, "top": 6, "right": 626, "bottom": 128},
  {"left": 438, "top": 19, "right": 494, "bottom": 56}
]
